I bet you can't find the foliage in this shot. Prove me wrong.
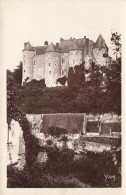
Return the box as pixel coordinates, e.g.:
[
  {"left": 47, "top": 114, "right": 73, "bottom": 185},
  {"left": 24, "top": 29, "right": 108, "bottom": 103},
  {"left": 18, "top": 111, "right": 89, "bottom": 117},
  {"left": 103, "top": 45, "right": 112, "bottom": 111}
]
[
  {"left": 45, "top": 147, "right": 75, "bottom": 175},
  {"left": 68, "top": 62, "right": 85, "bottom": 88},
  {"left": 57, "top": 76, "right": 67, "bottom": 86},
  {"left": 7, "top": 70, "right": 41, "bottom": 167},
  {"left": 111, "top": 31, "right": 121, "bottom": 58},
  {"left": 7, "top": 147, "right": 121, "bottom": 188},
  {"left": 45, "top": 126, "right": 67, "bottom": 138},
  {"left": 13, "top": 61, "right": 22, "bottom": 84},
  {"left": 7, "top": 164, "right": 88, "bottom": 188}
]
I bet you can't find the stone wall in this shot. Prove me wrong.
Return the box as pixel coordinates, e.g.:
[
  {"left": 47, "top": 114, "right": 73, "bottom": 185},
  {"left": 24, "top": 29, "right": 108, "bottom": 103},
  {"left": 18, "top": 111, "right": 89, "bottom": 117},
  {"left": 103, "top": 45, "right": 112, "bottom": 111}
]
[
  {"left": 22, "top": 50, "right": 35, "bottom": 83},
  {"left": 69, "top": 50, "right": 83, "bottom": 67},
  {"left": 93, "top": 48, "right": 108, "bottom": 66},
  {"left": 61, "top": 53, "right": 69, "bottom": 77},
  {"left": 33, "top": 54, "right": 45, "bottom": 80},
  {"left": 7, "top": 120, "right": 25, "bottom": 166},
  {"left": 45, "top": 52, "right": 61, "bottom": 87}
]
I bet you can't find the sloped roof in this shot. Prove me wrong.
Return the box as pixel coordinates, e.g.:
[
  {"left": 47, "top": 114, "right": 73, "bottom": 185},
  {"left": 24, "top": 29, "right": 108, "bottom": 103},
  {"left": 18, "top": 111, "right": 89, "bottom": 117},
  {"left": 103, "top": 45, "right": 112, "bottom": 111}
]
[
  {"left": 46, "top": 42, "right": 57, "bottom": 52},
  {"left": 34, "top": 46, "right": 47, "bottom": 55},
  {"left": 59, "top": 39, "right": 84, "bottom": 53},
  {"left": 23, "top": 42, "right": 35, "bottom": 51},
  {"left": 76, "top": 38, "right": 86, "bottom": 49},
  {"left": 95, "top": 34, "right": 108, "bottom": 49},
  {"left": 26, "top": 113, "right": 86, "bottom": 134}
]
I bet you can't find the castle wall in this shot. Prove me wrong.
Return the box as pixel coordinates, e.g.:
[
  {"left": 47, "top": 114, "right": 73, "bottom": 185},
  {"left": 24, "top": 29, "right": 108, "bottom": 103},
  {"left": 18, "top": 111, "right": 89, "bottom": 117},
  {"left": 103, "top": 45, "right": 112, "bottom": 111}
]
[
  {"left": 61, "top": 53, "right": 69, "bottom": 76},
  {"left": 69, "top": 50, "right": 83, "bottom": 67},
  {"left": 93, "top": 48, "right": 107, "bottom": 66},
  {"left": 33, "top": 54, "right": 45, "bottom": 80},
  {"left": 45, "top": 52, "right": 61, "bottom": 87},
  {"left": 22, "top": 50, "right": 35, "bottom": 84}
]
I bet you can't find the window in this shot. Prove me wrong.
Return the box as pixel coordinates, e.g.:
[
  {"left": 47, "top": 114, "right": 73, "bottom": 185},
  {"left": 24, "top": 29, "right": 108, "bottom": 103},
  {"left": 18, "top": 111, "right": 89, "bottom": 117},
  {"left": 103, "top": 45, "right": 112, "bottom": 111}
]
[
  {"left": 24, "top": 61, "right": 25, "bottom": 65},
  {"left": 24, "top": 70, "right": 25, "bottom": 72},
  {"left": 55, "top": 64, "right": 56, "bottom": 66},
  {"left": 24, "top": 55, "right": 25, "bottom": 58},
  {"left": 62, "top": 70, "right": 64, "bottom": 75},
  {"left": 73, "top": 59, "right": 74, "bottom": 64},
  {"left": 62, "top": 59, "right": 64, "bottom": 64},
  {"left": 49, "top": 71, "right": 51, "bottom": 75},
  {"left": 33, "top": 60, "right": 35, "bottom": 65},
  {"left": 49, "top": 63, "right": 50, "bottom": 66}
]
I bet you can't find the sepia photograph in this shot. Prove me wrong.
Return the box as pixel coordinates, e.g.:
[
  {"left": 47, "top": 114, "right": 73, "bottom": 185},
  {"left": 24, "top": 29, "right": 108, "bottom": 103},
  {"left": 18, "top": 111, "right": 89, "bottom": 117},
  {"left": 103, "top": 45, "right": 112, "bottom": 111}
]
[{"left": 0, "top": 0, "right": 125, "bottom": 194}]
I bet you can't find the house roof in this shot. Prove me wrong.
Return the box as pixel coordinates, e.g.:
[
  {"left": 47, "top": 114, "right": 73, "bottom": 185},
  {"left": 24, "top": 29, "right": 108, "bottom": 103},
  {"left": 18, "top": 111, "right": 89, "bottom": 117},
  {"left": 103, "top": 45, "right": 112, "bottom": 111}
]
[{"left": 26, "top": 113, "right": 86, "bottom": 134}]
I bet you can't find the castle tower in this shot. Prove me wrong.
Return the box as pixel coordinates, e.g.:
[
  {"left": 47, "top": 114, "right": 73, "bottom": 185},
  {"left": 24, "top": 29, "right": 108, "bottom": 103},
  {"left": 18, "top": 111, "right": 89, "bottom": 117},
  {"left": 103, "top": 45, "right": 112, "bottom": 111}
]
[
  {"left": 45, "top": 42, "right": 61, "bottom": 87},
  {"left": 68, "top": 40, "right": 83, "bottom": 67},
  {"left": 93, "top": 34, "right": 108, "bottom": 66},
  {"left": 22, "top": 42, "right": 35, "bottom": 84}
]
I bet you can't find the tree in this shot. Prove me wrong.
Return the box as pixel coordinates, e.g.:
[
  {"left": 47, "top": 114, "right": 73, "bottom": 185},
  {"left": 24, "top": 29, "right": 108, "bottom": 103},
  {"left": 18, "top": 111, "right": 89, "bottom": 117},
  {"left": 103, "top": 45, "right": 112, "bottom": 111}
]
[
  {"left": 7, "top": 71, "right": 40, "bottom": 167},
  {"left": 68, "top": 67, "right": 75, "bottom": 88},
  {"left": 68, "top": 62, "right": 85, "bottom": 89},
  {"left": 105, "top": 32, "right": 121, "bottom": 114},
  {"left": 111, "top": 31, "right": 121, "bottom": 59},
  {"left": 13, "top": 61, "right": 22, "bottom": 84},
  {"left": 57, "top": 76, "right": 67, "bottom": 86}
]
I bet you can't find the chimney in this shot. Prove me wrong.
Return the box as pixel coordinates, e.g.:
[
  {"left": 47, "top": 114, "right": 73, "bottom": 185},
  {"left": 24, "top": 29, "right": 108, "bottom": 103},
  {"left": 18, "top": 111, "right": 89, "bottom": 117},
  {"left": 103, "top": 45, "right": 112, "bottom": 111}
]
[
  {"left": 56, "top": 42, "right": 59, "bottom": 48},
  {"left": 44, "top": 40, "right": 48, "bottom": 46},
  {"left": 24, "top": 42, "right": 27, "bottom": 49},
  {"left": 86, "top": 38, "right": 89, "bottom": 55},
  {"left": 60, "top": 38, "right": 63, "bottom": 42}
]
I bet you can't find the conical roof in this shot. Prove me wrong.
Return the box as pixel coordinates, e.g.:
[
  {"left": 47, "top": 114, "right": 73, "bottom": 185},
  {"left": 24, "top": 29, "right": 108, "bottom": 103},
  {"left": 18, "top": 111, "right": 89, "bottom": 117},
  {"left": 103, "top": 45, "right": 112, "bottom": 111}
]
[
  {"left": 95, "top": 34, "right": 108, "bottom": 49},
  {"left": 23, "top": 42, "right": 35, "bottom": 51},
  {"left": 46, "top": 42, "right": 56, "bottom": 52}
]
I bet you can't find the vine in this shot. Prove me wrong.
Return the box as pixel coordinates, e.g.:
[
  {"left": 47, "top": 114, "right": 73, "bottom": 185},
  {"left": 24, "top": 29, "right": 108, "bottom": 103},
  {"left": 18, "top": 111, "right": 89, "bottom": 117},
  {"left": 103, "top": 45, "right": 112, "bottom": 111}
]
[{"left": 7, "top": 74, "right": 40, "bottom": 167}]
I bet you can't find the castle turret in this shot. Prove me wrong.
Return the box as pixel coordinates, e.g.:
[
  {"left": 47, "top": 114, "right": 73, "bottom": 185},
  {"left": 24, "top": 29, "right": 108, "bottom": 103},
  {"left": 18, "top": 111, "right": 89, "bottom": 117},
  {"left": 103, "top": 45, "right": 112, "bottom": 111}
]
[
  {"left": 22, "top": 42, "right": 35, "bottom": 84},
  {"left": 45, "top": 42, "right": 61, "bottom": 87},
  {"left": 68, "top": 40, "right": 83, "bottom": 67},
  {"left": 93, "top": 34, "right": 109, "bottom": 66},
  {"left": 95, "top": 34, "right": 108, "bottom": 50}
]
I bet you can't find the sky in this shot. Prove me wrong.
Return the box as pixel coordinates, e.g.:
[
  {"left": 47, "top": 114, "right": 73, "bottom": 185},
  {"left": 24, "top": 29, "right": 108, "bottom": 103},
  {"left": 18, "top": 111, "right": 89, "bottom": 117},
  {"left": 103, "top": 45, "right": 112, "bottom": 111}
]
[{"left": 1, "top": 0, "right": 124, "bottom": 71}]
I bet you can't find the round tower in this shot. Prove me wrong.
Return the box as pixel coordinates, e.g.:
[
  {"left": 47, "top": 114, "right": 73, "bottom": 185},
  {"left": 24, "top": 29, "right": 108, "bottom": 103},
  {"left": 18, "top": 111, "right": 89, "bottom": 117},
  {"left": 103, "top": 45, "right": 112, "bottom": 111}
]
[
  {"left": 68, "top": 40, "right": 83, "bottom": 67},
  {"left": 22, "top": 42, "right": 35, "bottom": 84},
  {"left": 45, "top": 42, "right": 61, "bottom": 87},
  {"left": 93, "top": 34, "right": 108, "bottom": 66}
]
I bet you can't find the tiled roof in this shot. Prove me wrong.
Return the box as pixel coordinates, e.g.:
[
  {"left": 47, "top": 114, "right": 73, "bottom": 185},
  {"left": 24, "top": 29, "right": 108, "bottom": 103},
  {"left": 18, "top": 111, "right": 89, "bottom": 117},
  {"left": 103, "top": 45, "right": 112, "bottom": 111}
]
[{"left": 34, "top": 46, "right": 47, "bottom": 55}]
